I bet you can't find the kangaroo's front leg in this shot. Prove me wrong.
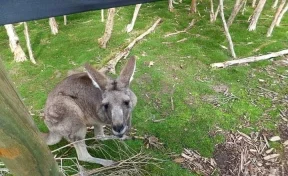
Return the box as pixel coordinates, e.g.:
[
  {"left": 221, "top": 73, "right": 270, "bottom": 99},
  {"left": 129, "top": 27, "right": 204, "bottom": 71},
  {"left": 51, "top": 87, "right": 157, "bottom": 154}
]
[{"left": 94, "top": 124, "right": 105, "bottom": 137}]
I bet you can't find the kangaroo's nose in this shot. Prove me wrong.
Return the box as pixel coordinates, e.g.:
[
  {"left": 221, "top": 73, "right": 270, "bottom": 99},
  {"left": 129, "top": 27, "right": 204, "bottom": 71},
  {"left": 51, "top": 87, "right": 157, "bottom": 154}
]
[{"left": 112, "top": 125, "right": 124, "bottom": 133}]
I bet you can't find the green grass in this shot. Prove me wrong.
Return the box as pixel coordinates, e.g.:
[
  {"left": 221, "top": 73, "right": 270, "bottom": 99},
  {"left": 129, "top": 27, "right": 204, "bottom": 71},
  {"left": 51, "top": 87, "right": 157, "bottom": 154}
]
[{"left": 0, "top": 0, "right": 288, "bottom": 175}]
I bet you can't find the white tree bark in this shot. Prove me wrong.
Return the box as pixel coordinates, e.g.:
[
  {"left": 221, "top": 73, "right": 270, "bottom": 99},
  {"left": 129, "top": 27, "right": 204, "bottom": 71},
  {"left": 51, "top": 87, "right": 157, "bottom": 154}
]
[
  {"left": 49, "top": 17, "right": 58, "bottom": 35},
  {"left": 126, "top": 4, "right": 142, "bottom": 33},
  {"left": 276, "top": 2, "right": 288, "bottom": 26},
  {"left": 23, "top": 22, "right": 36, "bottom": 64},
  {"left": 168, "top": 0, "right": 174, "bottom": 12},
  {"left": 101, "top": 9, "right": 105, "bottom": 22},
  {"left": 64, "top": 15, "right": 67, "bottom": 25},
  {"left": 227, "top": 0, "right": 246, "bottom": 27},
  {"left": 98, "top": 8, "right": 115, "bottom": 49},
  {"left": 210, "top": 0, "right": 215, "bottom": 22},
  {"left": 211, "top": 49, "right": 288, "bottom": 68},
  {"left": 273, "top": 0, "right": 279, "bottom": 8},
  {"left": 219, "top": 0, "right": 237, "bottom": 58},
  {"left": 267, "top": 0, "right": 286, "bottom": 37},
  {"left": 248, "top": 0, "right": 267, "bottom": 31},
  {"left": 252, "top": 0, "right": 257, "bottom": 8},
  {"left": 4, "top": 24, "right": 27, "bottom": 62}
]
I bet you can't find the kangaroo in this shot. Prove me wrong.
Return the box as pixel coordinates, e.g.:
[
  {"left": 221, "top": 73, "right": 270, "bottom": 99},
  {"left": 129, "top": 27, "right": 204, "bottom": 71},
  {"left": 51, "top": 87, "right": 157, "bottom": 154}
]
[{"left": 43, "top": 56, "right": 137, "bottom": 166}]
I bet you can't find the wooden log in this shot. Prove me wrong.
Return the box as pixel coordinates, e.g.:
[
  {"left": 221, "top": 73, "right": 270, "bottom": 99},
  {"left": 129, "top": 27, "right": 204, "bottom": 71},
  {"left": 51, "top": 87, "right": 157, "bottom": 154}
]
[
  {"left": 100, "top": 18, "right": 162, "bottom": 74},
  {"left": 211, "top": 49, "right": 288, "bottom": 68},
  {"left": 0, "top": 60, "right": 62, "bottom": 175},
  {"left": 98, "top": 8, "right": 115, "bottom": 48},
  {"left": 49, "top": 17, "right": 59, "bottom": 35},
  {"left": 219, "top": 0, "right": 237, "bottom": 58},
  {"left": 23, "top": 22, "right": 36, "bottom": 64}
]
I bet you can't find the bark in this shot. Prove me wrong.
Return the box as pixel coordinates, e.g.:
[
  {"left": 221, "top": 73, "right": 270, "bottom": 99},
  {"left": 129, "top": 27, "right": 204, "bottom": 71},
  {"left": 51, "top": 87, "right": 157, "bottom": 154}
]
[
  {"left": 248, "top": 0, "right": 267, "bottom": 31},
  {"left": 168, "top": 0, "right": 174, "bottom": 12},
  {"left": 210, "top": 0, "right": 215, "bottom": 22},
  {"left": 211, "top": 49, "right": 288, "bottom": 68},
  {"left": 4, "top": 24, "right": 27, "bottom": 62},
  {"left": 190, "top": 0, "right": 197, "bottom": 13},
  {"left": 0, "top": 60, "right": 62, "bottom": 176},
  {"left": 64, "top": 15, "right": 67, "bottom": 25},
  {"left": 219, "top": 0, "right": 237, "bottom": 58},
  {"left": 100, "top": 18, "right": 162, "bottom": 74},
  {"left": 49, "top": 17, "right": 59, "bottom": 35},
  {"left": 23, "top": 22, "right": 36, "bottom": 64},
  {"left": 227, "top": 0, "right": 246, "bottom": 27},
  {"left": 273, "top": 0, "right": 279, "bottom": 8},
  {"left": 276, "top": 2, "right": 288, "bottom": 26},
  {"left": 267, "top": 0, "right": 286, "bottom": 37},
  {"left": 101, "top": 9, "right": 104, "bottom": 22},
  {"left": 252, "top": 0, "right": 257, "bottom": 8},
  {"left": 241, "top": 0, "right": 247, "bottom": 15},
  {"left": 126, "top": 4, "right": 142, "bottom": 33},
  {"left": 98, "top": 8, "right": 115, "bottom": 49}
]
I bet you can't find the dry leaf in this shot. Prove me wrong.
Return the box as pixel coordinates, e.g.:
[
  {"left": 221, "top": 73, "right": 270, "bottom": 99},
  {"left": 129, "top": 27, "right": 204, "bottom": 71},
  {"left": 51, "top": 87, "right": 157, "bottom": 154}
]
[
  {"left": 263, "top": 154, "right": 280, "bottom": 161},
  {"left": 148, "top": 61, "right": 155, "bottom": 67}
]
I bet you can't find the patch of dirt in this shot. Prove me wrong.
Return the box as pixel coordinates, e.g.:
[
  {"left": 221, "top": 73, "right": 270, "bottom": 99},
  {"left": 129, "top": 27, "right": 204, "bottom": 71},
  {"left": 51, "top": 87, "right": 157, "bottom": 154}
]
[
  {"left": 212, "top": 84, "right": 229, "bottom": 93},
  {"left": 273, "top": 57, "right": 288, "bottom": 67},
  {"left": 135, "top": 73, "right": 152, "bottom": 85},
  {"left": 279, "top": 109, "right": 288, "bottom": 141}
]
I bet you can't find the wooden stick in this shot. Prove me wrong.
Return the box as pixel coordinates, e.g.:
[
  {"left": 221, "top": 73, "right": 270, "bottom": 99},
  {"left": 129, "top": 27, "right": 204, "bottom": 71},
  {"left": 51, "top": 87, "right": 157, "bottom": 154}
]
[
  {"left": 98, "top": 8, "right": 115, "bottom": 49},
  {"left": 276, "top": 2, "right": 288, "bottom": 26},
  {"left": 211, "top": 49, "right": 288, "bottom": 68},
  {"left": 219, "top": 0, "right": 237, "bottom": 58},
  {"left": 100, "top": 18, "right": 162, "bottom": 74},
  {"left": 64, "top": 15, "right": 67, "bottom": 25},
  {"left": 126, "top": 4, "right": 142, "bottom": 33},
  {"left": 267, "top": 0, "right": 286, "bottom": 37},
  {"left": 23, "top": 22, "right": 36, "bottom": 64},
  {"left": 164, "top": 19, "right": 195, "bottom": 37},
  {"left": 101, "top": 9, "right": 105, "bottom": 22},
  {"left": 227, "top": 0, "right": 246, "bottom": 27},
  {"left": 273, "top": 0, "right": 279, "bottom": 8},
  {"left": 49, "top": 17, "right": 58, "bottom": 35}
]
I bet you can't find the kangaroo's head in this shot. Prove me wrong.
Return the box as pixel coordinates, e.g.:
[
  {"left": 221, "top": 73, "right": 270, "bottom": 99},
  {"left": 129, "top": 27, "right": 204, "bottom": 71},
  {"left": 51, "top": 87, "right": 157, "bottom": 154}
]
[{"left": 84, "top": 56, "right": 136, "bottom": 138}]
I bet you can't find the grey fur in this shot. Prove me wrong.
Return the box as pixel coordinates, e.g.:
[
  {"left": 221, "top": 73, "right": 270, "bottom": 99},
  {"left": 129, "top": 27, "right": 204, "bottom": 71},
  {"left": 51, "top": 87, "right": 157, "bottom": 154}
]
[{"left": 43, "top": 56, "right": 137, "bottom": 166}]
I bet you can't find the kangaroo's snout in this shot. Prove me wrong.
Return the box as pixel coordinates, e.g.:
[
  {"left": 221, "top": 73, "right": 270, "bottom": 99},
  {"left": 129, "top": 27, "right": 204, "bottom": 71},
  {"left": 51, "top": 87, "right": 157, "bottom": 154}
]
[{"left": 112, "top": 124, "right": 127, "bottom": 137}]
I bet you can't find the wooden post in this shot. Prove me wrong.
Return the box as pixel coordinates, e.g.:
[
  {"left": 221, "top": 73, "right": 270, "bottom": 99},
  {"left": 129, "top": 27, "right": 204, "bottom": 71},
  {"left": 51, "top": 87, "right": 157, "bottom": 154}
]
[{"left": 0, "top": 60, "right": 62, "bottom": 175}]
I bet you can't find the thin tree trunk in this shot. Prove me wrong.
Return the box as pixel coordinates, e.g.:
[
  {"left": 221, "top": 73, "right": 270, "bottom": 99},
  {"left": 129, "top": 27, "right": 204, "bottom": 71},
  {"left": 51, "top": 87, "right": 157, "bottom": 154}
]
[
  {"left": 252, "top": 0, "right": 257, "bottom": 8},
  {"left": 101, "top": 9, "right": 105, "bottom": 22},
  {"left": 168, "top": 0, "right": 174, "bottom": 12},
  {"left": 64, "top": 15, "right": 67, "bottom": 25},
  {"left": 248, "top": 0, "right": 267, "bottom": 31},
  {"left": 0, "top": 60, "right": 62, "bottom": 176},
  {"left": 49, "top": 17, "right": 58, "bottom": 35},
  {"left": 276, "top": 2, "right": 288, "bottom": 26},
  {"left": 219, "top": 0, "right": 237, "bottom": 58},
  {"left": 241, "top": 0, "right": 248, "bottom": 15},
  {"left": 227, "top": 0, "right": 246, "bottom": 27},
  {"left": 190, "top": 0, "right": 197, "bottom": 13},
  {"left": 98, "top": 8, "right": 115, "bottom": 49},
  {"left": 210, "top": 0, "right": 215, "bottom": 22},
  {"left": 126, "top": 4, "right": 142, "bottom": 33},
  {"left": 273, "top": 0, "right": 279, "bottom": 8},
  {"left": 4, "top": 24, "right": 27, "bottom": 62},
  {"left": 23, "top": 22, "right": 36, "bottom": 64},
  {"left": 267, "top": 0, "right": 286, "bottom": 37}
]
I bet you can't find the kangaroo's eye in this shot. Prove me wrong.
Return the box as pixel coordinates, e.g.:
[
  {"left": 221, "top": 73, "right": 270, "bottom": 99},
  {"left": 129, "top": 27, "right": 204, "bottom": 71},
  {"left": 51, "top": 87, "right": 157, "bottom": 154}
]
[
  {"left": 123, "top": 101, "right": 130, "bottom": 106},
  {"left": 103, "top": 103, "right": 109, "bottom": 110}
]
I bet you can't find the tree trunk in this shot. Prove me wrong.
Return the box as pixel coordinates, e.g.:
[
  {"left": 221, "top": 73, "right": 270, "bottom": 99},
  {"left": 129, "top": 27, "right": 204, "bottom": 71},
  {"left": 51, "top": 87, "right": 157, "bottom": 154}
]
[
  {"left": 248, "top": 0, "right": 267, "bottom": 31},
  {"left": 267, "top": 0, "right": 286, "bottom": 37},
  {"left": 190, "top": 0, "right": 197, "bottom": 13},
  {"left": 98, "top": 8, "right": 115, "bottom": 49},
  {"left": 273, "top": 0, "right": 279, "bottom": 8},
  {"left": 101, "top": 9, "right": 105, "bottom": 22},
  {"left": 276, "top": 2, "right": 288, "bottom": 26},
  {"left": 210, "top": 0, "right": 215, "bottom": 22},
  {"left": 252, "top": 0, "right": 257, "bottom": 8},
  {"left": 23, "top": 22, "right": 36, "bottom": 64},
  {"left": 64, "top": 15, "right": 67, "bottom": 25},
  {"left": 219, "top": 0, "right": 237, "bottom": 58},
  {"left": 49, "top": 17, "right": 59, "bottom": 35},
  {"left": 168, "top": 0, "right": 174, "bottom": 12},
  {"left": 126, "top": 4, "right": 142, "bottom": 33},
  {"left": 4, "top": 24, "right": 27, "bottom": 62},
  {"left": 0, "top": 60, "right": 62, "bottom": 176},
  {"left": 227, "top": 0, "right": 246, "bottom": 27}
]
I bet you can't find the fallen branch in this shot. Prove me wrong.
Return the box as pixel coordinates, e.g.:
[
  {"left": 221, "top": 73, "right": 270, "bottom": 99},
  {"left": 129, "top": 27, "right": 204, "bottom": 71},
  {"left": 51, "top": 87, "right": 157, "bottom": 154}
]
[
  {"left": 211, "top": 49, "right": 288, "bottom": 68},
  {"left": 126, "top": 4, "right": 142, "bottom": 33},
  {"left": 100, "top": 18, "right": 162, "bottom": 74},
  {"left": 164, "top": 19, "right": 195, "bottom": 38}
]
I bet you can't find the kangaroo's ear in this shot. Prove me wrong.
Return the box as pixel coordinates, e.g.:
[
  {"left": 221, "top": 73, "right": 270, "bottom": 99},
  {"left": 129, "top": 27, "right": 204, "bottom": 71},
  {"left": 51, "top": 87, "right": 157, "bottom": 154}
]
[
  {"left": 119, "top": 56, "right": 136, "bottom": 87},
  {"left": 84, "top": 63, "right": 108, "bottom": 90}
]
